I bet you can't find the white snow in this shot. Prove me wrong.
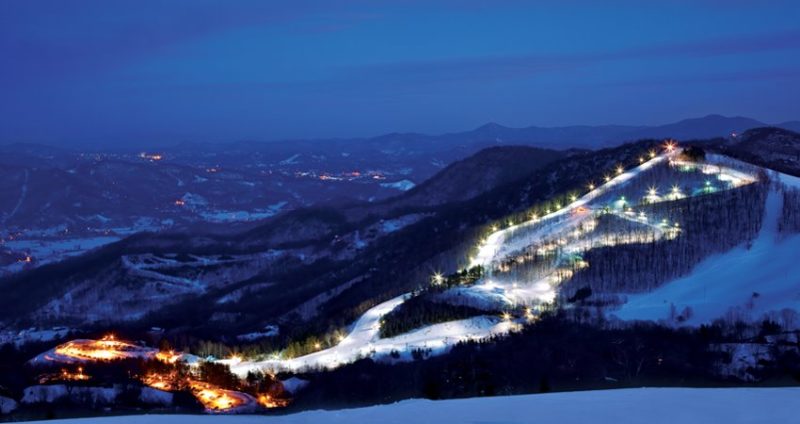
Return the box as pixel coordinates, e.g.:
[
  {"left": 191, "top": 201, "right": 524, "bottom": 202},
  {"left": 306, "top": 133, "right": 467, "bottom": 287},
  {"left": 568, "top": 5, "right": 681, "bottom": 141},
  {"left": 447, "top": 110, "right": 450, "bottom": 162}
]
[
  {"left": 22, "top": 385, "right": 120, "bottom": 405},
  {"left": 471, "top": 152, "right": 672, "bottom": 268},
  {"left": 279, "top": 377, "right": 308, "bottom": 394},
  {"left": 4, "top": 236, "right": 119, "bottom": 265},
  {"left": 19, "top": 387, "right": 800, "bottom": 423},
  {"left": 2, "top": 168, "right": 28, "bottom": 225},
  {"left": 222, "top": 295, "right": 517, "bottom": 375},
  {"left": 378, "top": 214, "right": 426, "bottom": 233},
  {"left": 139, "top": 387, "right": 174, "bottom": 406},
  {"left": 0, "top": 327, "right": 72, "bottom": 347},
  {"left": 223, "top": 151, "right": 771, "bottom": 375},
  {"left": 236, "top": 325, "right": 280, "bottom": 342},
  {"left": 278, "top": 154, "right": 300, "bottom": 165},
  {"left": 614, "top": 175, "right": 800, "bottom": 327},
  {"left": 0, "top": 396, "right": 17, "bottom": 414},
  {"left": 199, "top": 201, "right": 287, "bottom": 223},
  {"left": 380, "top": 179, "right": 415, "bottom": 191}
]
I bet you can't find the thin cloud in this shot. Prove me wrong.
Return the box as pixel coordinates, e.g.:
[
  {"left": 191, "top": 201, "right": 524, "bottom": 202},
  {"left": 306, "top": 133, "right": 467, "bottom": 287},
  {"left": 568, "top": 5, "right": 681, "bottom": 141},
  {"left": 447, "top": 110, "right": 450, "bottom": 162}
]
[{"left": 347, "top": 30, "right": 800, "bottom": 85}]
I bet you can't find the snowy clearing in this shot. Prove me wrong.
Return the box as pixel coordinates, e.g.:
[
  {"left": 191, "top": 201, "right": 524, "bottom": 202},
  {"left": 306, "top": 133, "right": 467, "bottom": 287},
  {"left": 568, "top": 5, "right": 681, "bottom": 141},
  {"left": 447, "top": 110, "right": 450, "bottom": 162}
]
[{"left": 21, "top": 387, "right": 800, "bottom": 423}]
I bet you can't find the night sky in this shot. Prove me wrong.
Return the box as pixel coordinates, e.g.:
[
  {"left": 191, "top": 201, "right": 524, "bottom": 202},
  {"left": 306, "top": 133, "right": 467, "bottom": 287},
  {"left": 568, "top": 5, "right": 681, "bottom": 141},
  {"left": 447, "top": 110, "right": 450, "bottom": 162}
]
[{"left": 1, "top": 0, "right": 799, "bottom": 146}]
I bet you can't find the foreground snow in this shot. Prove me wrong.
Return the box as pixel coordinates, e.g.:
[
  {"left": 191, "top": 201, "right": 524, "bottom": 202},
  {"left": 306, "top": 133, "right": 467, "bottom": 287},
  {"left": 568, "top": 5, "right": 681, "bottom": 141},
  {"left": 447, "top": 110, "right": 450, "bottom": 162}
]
[{"left": 23, "top": 387, "right": 800, "bottom": 423}]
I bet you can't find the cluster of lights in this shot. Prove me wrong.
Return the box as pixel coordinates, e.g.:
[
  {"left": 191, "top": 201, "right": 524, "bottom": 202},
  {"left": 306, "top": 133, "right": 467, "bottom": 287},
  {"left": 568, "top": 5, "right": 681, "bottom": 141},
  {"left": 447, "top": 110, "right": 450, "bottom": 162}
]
[
  {"left": 474, "top": 142, "right": 675, "bottom": 269},
  {"left": 191, "top": 381, "right": 246, "bottom": 412},
  {"left": 53, "top": 334, "right": 147, "bottom": 361}
]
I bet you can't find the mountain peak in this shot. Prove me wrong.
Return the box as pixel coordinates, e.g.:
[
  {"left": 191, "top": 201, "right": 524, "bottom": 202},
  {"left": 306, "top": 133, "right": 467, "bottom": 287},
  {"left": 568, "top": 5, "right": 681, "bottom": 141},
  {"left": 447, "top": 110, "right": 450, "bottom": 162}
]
[{"left": 475, "top": 122, "right": 509, "bottom": 132}]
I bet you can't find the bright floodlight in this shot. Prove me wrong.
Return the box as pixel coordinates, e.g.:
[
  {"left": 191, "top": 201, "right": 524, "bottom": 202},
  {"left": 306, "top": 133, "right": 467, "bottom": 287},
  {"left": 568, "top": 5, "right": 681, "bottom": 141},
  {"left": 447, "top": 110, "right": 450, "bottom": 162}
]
[
  {"left": 570, "top": 194, "right": 577, "bottom": 202},
  {"left": 648, "top": 187, "right": 657, "bottom": 196},
  {"left": 604, "top": 175, "right": 611, "bottom": 183},
  {"left": 638, "top": 156, "right": 645, "bottom": 163},
  {"left": 616, "top": 165, "right": 624, "bottom": 175},
  {"left": 649, "top": 150, "right": 657, "bottom": 158},
  {"left": 672, "top": 185, "right": 680, "bottom": 193},
  {"left": 588, "top": 183, "right": 595, "bottom": 190},
  {"left": 664, "top": 140, "right": 677, "bottom": 153},
  {"left": 432, "top": 273, "right": 444, "bottom": 285}
]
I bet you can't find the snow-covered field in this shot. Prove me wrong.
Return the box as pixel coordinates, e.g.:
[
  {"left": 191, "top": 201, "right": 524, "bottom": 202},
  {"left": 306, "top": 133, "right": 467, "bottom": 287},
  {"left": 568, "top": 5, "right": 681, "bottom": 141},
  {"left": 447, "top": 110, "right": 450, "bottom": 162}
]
[
  {"left": 0, "top": 236, "right": 120, "bottom": 275},
  {"left": 21, "top": 387, "right": 800, "bottom": 423}
]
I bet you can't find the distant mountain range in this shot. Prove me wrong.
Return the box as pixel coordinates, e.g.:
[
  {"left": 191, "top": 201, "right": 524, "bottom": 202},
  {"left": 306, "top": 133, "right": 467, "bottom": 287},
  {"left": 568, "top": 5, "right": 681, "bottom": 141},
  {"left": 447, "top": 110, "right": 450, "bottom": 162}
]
[
  {"left": 3, "top": 114, "right": 797, "bottom": 153},
  {"left": 427, "top": 114, "right": 800, "bottom": 149},
  {"left": 234, "top": 114, "right": 799, "bottom": 153}
]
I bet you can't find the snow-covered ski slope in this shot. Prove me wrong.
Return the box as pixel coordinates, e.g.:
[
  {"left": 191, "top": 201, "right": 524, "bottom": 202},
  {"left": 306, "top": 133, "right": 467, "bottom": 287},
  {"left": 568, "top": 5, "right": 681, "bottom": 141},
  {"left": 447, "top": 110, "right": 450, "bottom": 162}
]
[
  {"left": 615, "top": 171, "right": 800, "bottom": 324},
  {"left": 224, "top": 150, "right": 771, "bottom": 375},
  {"left": 223, "top": 294, "right": 517, "bottom": 375},
  {"left": 24, "top": 387, "right": 800, "bottom": 424},
  {"left": 471, "top": 152, "right": 671, "bottom": 268}
]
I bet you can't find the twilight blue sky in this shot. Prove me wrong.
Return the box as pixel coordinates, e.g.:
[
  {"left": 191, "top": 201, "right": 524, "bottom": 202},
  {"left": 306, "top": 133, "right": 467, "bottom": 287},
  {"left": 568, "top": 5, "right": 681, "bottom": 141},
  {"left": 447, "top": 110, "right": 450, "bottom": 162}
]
[{"left": 1, "top": 0, "right": 799, "bottom": 146}]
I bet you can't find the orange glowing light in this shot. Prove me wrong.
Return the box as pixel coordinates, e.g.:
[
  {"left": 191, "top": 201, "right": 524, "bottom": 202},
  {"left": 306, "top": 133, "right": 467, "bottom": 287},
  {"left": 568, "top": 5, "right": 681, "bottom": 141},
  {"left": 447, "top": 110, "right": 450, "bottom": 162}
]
[
  {"left": 189, "top": 381, "right": 250, "bottom": 412},
  {"left": 156, "top": 350, "right": 182, "bottom": 364},
  {"left": 51, "top": 335, "right": 157, "bottom": 362},
  {"left": 258, "top": 393, "right": 289, "bottom": 408}
]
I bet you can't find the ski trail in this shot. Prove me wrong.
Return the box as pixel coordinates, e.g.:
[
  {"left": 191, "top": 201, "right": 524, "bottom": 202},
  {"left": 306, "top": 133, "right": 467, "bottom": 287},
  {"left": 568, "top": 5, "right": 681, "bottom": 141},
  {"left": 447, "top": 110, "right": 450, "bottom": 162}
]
[{"left": 223, "top": 151, "right": 760, "bottom": 376}]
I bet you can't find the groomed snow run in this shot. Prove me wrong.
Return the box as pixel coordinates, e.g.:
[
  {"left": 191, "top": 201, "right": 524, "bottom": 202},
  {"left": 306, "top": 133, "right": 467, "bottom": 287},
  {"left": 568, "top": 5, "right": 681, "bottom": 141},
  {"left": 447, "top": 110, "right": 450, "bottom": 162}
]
[
  {"left": 614, "top": 172, "right": 800, "bottom": 325},
  {"left": 223, "top": 295, "right": 517, "bottom": 375},
  {"left": 22, "top": 387, "right": 800, "bottom": 423}
]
